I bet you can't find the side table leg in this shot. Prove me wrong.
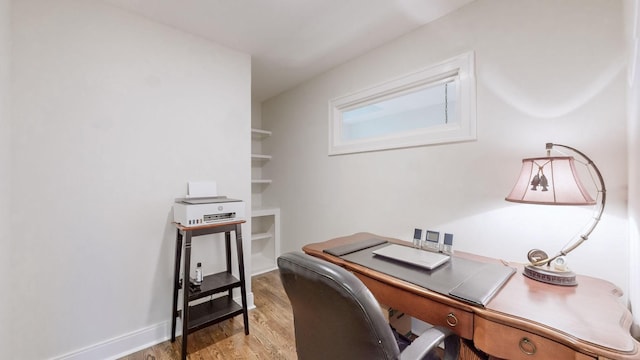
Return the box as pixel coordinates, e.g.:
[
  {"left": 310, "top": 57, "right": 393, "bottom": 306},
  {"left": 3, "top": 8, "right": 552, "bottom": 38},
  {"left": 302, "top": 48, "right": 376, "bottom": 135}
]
[
  {"left": 235, "top": 224, "right": 250, "bottom": 335},
  {"left": 225, "top": 231, "right": 232, "bottom": 299},
  {"left": 181, "top": 231, "right": 192, "bottom": 360},
  {"left": 171, "top": 229, "right": 183, "bottom": 342}
]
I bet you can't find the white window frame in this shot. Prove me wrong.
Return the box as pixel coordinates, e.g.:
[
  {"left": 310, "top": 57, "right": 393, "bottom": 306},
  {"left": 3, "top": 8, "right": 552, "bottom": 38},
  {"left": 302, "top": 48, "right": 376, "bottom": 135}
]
[{"left": 328, "top": 51, "right": 476, "bottom": 156}]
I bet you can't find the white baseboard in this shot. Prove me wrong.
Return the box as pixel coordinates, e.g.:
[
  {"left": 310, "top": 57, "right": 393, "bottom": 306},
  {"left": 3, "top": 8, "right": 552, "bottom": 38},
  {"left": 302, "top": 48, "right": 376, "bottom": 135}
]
[
  {"left": 51, "top": 321, "right": 170, "bottom": 360},
  {"left": 246, "top": 292, "right": 256, "bottom": 311},
  {"left": 51, "top": 291, "right": 255, "bottom": 360}
]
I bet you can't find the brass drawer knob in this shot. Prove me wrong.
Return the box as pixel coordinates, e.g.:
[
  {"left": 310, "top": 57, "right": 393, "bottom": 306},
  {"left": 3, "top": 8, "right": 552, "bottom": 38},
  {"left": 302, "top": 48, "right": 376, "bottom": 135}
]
[
  {"left": 519, "top": 337, "right": 537, "bottom": 355},
  {"left": 446, "top": 312, "right": 458, "bottom": 327}
]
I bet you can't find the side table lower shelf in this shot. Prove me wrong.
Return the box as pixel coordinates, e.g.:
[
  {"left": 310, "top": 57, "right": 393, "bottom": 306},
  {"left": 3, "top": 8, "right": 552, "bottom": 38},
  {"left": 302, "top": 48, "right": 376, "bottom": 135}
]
[
  {"left": 187, "top": 296, "right": 245, "bottom": 333},
  {"left": 186, "top": 272, "right": 243, "bottom": 333},
  {"left": 191, "top": 272, "right": 241, "bottom": 299}
]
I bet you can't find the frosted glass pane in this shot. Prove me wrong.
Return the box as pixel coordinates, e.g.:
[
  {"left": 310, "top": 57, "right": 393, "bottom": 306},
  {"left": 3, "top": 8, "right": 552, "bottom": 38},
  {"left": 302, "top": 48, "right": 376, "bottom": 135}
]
[{"left": 342, "top": 81, "right": 457, "bottom": 142}]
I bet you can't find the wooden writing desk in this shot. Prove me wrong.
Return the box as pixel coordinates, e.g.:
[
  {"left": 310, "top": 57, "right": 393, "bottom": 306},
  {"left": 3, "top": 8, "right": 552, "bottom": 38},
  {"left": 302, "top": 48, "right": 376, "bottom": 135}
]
[{"left": 303, "top": 232, "right": 639, "bottom": 360}]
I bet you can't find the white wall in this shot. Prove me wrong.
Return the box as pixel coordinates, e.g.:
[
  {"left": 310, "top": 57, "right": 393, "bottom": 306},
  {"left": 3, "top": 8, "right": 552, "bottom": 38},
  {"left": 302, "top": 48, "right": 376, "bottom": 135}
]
[
  {"left": 10, "top": 1, "right": 251, "bottom": 359},
  {"left": 625, "top": 0, "right": 640, "bottom": 338},
  {"left": 0, "top": 0, "right": 11, "bottom": 358},
  {"left": 262, "top": 0, "right": 630, "bottom": 294}
]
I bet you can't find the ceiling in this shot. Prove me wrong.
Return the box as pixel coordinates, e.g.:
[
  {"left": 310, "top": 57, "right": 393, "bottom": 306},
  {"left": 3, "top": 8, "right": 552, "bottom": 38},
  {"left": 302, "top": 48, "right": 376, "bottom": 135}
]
[{"left": 101, "top": 0, "right": 475, "bottom": 102}]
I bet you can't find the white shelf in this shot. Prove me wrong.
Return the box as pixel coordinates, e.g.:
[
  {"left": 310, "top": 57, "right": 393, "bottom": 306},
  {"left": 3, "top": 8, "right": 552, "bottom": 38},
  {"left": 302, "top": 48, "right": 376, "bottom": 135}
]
[
  {"left": 251, "top": 126, "right": 278, "bottom": 277},
  {"left": 252, "top": 232, "right": 272, "bottom": 241},
  {"left": 251, "top": 154, "right": 272, "bottom": 160},
  {"left": 250, "top": 207, "right": 280, "bottom": 277},
  {"left": 251, "top": 128, "right": 272, "bottom": 137},
  {"left": 252, "top": 207, "right": 280, "bottom": 216},
  {"left": 252, "top": 128, "right": 272, "bottom": 186}
]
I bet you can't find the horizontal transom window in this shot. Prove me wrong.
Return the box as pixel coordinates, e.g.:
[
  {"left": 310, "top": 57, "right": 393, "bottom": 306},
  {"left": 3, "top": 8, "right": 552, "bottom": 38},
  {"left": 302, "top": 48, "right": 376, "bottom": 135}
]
[{"left": 329, "top": 51, "right": 476, "bottom": 155}]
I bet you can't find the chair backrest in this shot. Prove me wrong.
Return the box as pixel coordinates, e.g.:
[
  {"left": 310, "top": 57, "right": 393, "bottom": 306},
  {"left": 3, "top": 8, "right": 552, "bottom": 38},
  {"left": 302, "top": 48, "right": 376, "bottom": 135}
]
[{"left": 277, "top": 252, "right": 401, "bottom": 360}]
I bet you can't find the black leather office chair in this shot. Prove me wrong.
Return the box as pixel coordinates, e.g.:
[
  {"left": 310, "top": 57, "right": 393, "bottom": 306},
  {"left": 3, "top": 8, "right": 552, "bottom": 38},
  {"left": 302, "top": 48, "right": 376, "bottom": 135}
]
[{"left": 277, "top": 252, "right": 460, "bottom": 360}]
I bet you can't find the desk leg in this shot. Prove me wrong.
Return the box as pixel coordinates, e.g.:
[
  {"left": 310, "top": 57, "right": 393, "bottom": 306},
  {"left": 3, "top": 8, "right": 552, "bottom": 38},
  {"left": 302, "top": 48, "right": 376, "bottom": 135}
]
[
  {"left": 171, "top": 229, "right": 183, "bottom": 342},
  {"left": 181, "top": 231, "right": 192, "bottom": 360},
  {"left": 235, "top": 224, "right": 250, "bottom": 335},
  {"left": 225, "top": 231, "right": 232, "bottom": 299}
]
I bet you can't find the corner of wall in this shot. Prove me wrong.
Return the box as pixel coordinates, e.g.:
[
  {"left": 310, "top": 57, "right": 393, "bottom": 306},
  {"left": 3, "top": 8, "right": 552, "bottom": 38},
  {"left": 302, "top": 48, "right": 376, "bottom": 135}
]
[
  {"left": 625, "top": 0, "right": 640, "bottom": 332},
  {"left": 0, "top": 0, "right": 12, "bottom": 358}
]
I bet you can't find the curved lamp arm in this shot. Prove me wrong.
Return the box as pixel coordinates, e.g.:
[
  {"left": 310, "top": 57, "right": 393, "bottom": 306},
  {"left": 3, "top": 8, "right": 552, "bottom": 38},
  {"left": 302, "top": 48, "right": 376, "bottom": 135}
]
[{"left": 530, "top": 143, "right": 607, "bottom": 267}]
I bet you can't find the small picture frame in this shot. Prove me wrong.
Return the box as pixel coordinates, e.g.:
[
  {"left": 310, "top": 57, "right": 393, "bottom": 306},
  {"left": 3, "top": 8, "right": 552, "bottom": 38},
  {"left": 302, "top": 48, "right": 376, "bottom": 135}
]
[
  {"left": 413, "top": 228, "right": 423, "bottom": 248},
  {"left": 423, "top": 230, "right": 440, "bottom": 252},
  {"left": 443, "top": 233, "right": 454, "bottom": 255}
]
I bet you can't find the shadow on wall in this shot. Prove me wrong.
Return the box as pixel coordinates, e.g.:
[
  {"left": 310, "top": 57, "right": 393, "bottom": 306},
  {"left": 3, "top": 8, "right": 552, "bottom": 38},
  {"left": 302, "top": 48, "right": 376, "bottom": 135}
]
[{"left": 482, "top": 56, "right": 626, "bottom": 119}]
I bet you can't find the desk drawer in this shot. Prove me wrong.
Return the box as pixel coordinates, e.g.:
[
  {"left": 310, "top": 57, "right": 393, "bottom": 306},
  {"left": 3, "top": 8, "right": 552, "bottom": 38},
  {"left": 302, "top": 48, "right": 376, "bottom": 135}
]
[
  {"left": 474, "top": 317, "right": 594, "bottom": 360},
  {"left": 356, "top": 273, "right": 474, "bottom": 339}
]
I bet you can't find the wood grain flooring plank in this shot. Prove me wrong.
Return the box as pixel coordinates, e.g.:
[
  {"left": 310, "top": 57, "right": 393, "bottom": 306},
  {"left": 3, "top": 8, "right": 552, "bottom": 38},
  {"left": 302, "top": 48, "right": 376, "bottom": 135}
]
[{"left": 119, "top": 270, "right": 296, "bottom": 360}]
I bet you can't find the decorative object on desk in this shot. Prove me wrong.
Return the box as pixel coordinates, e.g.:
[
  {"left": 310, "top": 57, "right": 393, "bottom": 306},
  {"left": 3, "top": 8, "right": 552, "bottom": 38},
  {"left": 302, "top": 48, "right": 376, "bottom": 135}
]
[
  {"left": 412, "top": 228, "right": 422, "bottom": 249},
  {"left": 442, "top": 233, "right": 454, "bottom": 255},
  {"left": 423, "top": 230, "right": 440, "bottom": 252},
  {"left": 505, "top": 143, "right": 606, "bottom": 286}
]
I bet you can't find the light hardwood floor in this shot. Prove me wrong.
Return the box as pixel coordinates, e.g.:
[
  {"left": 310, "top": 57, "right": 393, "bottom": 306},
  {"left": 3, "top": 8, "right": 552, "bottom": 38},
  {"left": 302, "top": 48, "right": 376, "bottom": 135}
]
[{"left": 119, "top": 270, "right": 297, "bottom": 360}]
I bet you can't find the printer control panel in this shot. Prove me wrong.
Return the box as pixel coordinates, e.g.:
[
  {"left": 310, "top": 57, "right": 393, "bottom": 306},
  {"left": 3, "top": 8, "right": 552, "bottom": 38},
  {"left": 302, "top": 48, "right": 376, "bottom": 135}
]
[{"left": 173, "top": 197, "right": 245, "bottom": 227}]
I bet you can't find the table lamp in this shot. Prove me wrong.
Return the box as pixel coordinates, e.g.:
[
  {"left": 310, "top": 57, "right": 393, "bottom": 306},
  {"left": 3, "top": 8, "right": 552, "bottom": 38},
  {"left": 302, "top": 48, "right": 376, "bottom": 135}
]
[{"left": 505, "top": 143, "right": 606, "bottom": 286}]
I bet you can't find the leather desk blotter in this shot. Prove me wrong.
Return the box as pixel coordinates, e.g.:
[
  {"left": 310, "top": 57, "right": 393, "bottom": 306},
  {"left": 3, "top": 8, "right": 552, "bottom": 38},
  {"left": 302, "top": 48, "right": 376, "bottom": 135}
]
[
  {"left": 323, "top": 238, "right": 388, "bottom": 256},
  {"left": 326, "top": 238, "right": 515, "bottom": 307}
]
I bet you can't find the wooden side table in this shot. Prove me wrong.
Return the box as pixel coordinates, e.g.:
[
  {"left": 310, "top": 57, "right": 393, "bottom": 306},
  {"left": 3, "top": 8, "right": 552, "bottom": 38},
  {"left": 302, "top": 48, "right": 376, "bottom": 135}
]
[{"left": 170, "top": 220, "right": 249, "bottom": 360}]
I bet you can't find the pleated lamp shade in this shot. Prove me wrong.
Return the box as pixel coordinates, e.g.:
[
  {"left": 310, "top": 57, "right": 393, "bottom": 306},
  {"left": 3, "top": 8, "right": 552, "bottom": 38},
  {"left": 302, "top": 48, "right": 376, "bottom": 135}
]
[{"left": 505, "top": 156, "right": 595, "bottom": 205}]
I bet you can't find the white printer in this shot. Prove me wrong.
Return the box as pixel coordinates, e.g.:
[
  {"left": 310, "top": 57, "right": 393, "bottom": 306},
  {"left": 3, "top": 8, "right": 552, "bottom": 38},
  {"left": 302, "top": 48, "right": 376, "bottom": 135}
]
[{"left": 173, "top": 196, "right": 245, "bottom": 227}]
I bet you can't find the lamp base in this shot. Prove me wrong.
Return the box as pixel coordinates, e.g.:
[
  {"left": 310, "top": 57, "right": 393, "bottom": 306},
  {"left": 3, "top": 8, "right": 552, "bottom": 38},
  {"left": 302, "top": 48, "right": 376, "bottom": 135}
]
[{"left": 523, "top": 265, "right": 578, "bottom": 286}]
